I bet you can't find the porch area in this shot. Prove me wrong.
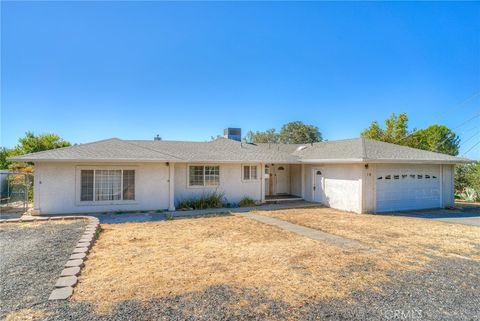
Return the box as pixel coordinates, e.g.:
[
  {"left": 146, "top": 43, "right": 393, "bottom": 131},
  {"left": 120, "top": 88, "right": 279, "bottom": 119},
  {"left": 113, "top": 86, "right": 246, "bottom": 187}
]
[
  {"left": 265, "top": 194, "right": 303, "bottom": 203},
  {"left": 263, "top": 163, "right": 304, "bottom": 202}
]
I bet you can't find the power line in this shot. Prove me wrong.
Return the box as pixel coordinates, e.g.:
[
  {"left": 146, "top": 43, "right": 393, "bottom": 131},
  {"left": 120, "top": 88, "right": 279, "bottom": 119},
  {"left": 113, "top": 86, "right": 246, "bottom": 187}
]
[
  {"left": 462, "top": 139, "right": 480, "bottom": 157},
  {"left": 433, "top": 91, "right": 480, "bottom": 123},
  {"left": 394, "top": 90, "right": 480, "bottom": 144},
  {"left": 396, "top": 108, "right": 480, "bottom": 144},
  {"left": 459, "top": 130, "right": 480, "bottom": 148},
  {"left": 434, "top": 119, "right": 480, "bottom": 150}
]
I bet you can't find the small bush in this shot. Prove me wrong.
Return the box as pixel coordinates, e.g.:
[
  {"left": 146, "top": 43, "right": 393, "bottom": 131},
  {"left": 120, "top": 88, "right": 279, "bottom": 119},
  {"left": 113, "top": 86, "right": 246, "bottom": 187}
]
[
  {"left": 238, "top": 197, "right": 256, "bottom": 207},
  {"left": 457, "top": 187, "right": 478, "bottom": 202},
  {"left": 177, "top": 191, "right": 225, "bottom": 210}
]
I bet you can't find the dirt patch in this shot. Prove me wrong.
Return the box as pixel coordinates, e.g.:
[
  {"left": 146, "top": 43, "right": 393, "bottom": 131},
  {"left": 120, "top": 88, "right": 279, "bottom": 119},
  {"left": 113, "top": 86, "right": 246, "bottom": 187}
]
[{"left": 73, "top": 214, "right": 441, "bottom": 313}]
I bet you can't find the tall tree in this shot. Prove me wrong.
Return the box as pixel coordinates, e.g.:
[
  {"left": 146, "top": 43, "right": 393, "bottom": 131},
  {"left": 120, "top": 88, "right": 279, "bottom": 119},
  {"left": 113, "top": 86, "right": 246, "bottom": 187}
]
[
  {"left": 279, "top": 121, "right": 322, "bottom": 144},
  {"left": 246, "top": 122, "right": 323, "bottom": 144},
  {"left": 0, "top": 132, "right": 71, "bottom": 170},
  {"left": 361, "top": 113, "right": 460, "bottom": 156},
  {"left": 0, "top": 147, "right": 14, "bottom": 169},
  {"left": 15, "top": 132, "right": 71, "bottom": 155},
  {"left": 361, "top": 112, "right": 411, "bottom": 144},
  {"left": 245, "top": 128, "right": 280, "bottom": 143},
  {"left": 411, "top": 125, "right": 460, "bottom": 156}
]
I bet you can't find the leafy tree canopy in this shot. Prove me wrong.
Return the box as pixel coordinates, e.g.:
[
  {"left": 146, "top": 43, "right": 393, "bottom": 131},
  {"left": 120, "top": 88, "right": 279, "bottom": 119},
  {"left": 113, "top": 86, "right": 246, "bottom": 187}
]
[
  {"left": 455, "top": 161, "right": 480, "bottom": 201},
  {"left": 361, "top": 112, "right": 460, "bottom": 156},
  {"left": 246, "top": 121, "right": 322, "bottom": 144},
  {"left": 15, "top": 131, "right": 71, "bottom": 155},
  {"left": 0, "top": 132, "right": 71, "bottom": 170},
  {"left": 245, "top": 128, "right": 280, "bottom": 144}
]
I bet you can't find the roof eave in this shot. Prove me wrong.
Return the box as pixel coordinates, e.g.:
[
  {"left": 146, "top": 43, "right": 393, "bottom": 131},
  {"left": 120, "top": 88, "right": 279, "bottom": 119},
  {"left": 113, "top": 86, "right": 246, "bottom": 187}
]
[
  {"left": 300, "top": 158, "right": 365, "bottom": 164},
  {"left": 8, "top": 158, "right": 186, "bottom": 163},
  {"left": 300, "top": 158, "right": 471, "bottom": 164},
  {"left": 364, "top": 159, "right": 471, "bottom": 165}
]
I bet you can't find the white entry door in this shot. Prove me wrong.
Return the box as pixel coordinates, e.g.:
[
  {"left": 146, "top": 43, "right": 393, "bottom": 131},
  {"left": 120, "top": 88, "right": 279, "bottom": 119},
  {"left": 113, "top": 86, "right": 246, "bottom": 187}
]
[
  {"left": 375, "top": 164, "right": 441, "bottom": 212},
  {"left": 273, "top": 165, "right": 289, "bottom": 194},
  {"left": 312, "top": 168, "right": 324, "bottom": 203}
]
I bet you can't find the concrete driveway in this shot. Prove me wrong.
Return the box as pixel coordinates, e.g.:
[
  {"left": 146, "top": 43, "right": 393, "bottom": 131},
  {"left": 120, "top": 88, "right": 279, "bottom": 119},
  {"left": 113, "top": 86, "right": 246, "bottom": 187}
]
[{"left": 389, "top": 202, "right": 480, "bottom": 227}]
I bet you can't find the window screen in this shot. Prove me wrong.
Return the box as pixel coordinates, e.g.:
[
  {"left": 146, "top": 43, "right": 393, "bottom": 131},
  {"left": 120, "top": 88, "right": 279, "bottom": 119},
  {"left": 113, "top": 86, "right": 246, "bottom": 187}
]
[
  {"left": 95, "top": 170, "right": 122, "bottom": 201},
  {"left": 250, "top": 166, "right": 258, "bottom": 180},
  {"left": 243, "top": 165, "right": 258, "bottom": 180},
  {"left": 123, "top": 170, "right": 135, "bottom": 200},
  {"left": 80, "top": 170, "right": 94, "bottom": 201},
  {"left": 189, "top": 166, "right": 204, "bottom": 186},
  {"left": 243, "top": 166, "right": 250, "bottom": 180},
  {"left": 189, "top": 165, "right": 220, "bottom": 186},
  {"left": 205, "top": 166, "right": 220, "bottom": 186}
]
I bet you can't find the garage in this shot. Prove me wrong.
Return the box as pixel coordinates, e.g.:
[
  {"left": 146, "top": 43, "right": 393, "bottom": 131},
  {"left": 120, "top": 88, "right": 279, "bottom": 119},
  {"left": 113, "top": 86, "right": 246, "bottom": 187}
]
[{"left": 375, "top": 164, "right": 441, "bottom": 212}]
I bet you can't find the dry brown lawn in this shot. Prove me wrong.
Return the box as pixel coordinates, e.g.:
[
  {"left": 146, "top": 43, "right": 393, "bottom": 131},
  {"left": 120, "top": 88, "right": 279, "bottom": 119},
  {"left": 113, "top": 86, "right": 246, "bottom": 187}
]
[
  {"left": 5, "top": 309, "right": 51, "bottom": 321},
  {"left": 73, "top": 209, "right": 479, "bottom": 313},
  {"left": 260, "top": 207, "right": 480, "bottom": 261}
]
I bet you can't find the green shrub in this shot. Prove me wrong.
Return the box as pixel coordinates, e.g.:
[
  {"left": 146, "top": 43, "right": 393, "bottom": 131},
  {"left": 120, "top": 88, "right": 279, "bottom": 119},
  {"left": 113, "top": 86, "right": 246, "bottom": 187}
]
[
  {"left": 177, "top": 191, "right": 225, "bottom": 210},
  {"left": 238, "top": 197, "right": 256, "bottom": 207}
]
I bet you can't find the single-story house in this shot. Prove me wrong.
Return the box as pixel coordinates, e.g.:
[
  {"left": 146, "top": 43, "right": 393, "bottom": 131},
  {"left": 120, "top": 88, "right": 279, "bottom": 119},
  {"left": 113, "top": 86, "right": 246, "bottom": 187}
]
[{"left": 10, "top": 128, "right": 469, "bottom": 215}]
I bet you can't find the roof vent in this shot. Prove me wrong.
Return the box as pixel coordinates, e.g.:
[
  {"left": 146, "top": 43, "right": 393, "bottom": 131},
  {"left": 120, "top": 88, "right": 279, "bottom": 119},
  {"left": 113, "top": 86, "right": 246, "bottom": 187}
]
[
  {"left": 154, "top": 134, "right": 162, "bottom": 141},
  {"left": 223, "top": 128, "right": 241, "bottom": 141}
]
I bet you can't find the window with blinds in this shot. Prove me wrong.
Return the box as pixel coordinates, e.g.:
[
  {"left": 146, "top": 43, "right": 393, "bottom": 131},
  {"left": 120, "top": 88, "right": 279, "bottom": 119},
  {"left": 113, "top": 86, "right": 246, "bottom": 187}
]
[{"left": 80, "top": 169, "right": 135, "bottom": 202}]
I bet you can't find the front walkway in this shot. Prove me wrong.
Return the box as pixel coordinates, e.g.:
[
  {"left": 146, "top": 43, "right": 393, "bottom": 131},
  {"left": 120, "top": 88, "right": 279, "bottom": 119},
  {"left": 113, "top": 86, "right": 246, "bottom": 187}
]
[
  {"left": 237, "top": 212, "right": 373, "bottom": 252},
  {"left": 54, "top": 201, "right": 319, "bottom": 224}
]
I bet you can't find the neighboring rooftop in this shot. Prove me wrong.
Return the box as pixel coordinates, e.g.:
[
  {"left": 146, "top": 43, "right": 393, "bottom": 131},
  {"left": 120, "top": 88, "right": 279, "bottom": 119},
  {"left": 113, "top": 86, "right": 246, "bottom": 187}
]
[{"left": 9, "top": 137, "right": 470, "bottom": 164}]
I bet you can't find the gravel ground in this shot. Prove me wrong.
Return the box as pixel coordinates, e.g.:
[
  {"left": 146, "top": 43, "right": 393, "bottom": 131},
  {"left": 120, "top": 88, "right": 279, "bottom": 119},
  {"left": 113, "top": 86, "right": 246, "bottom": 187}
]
[
  {"left": 6, "top": 256, "right": 478, "bottom": 321},
  {"left": 0, "top": 221, "right": 86, "bottom": 319},
  {"left": 1, "top": 221, "right": 478, "bottom": 321}
]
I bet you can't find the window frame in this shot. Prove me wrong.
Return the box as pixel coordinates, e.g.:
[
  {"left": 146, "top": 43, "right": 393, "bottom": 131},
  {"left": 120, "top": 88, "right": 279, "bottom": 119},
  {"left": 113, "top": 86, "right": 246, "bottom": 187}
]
[
  {"left": 242, "top": 164, "right": 259, "bottom": 182},
  {"left": 76, "top": 166, "right": 137, "bottom": 205},
  {"left": 187, "top": 164, "right": 221, "bottom": 188}
]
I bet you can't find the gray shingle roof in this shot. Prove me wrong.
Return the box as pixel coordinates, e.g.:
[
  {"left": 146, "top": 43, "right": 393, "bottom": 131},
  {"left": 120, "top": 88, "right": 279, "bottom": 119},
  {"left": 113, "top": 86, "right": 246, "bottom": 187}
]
[
  {"left": 10, "top": 137, "right": 470, "bottom": 164},
  {"left": 292, "top": 138, "right": 469, "bottom": 163},
  {"left": 9, "top": 138, "right": 182, "bottom": 162}
]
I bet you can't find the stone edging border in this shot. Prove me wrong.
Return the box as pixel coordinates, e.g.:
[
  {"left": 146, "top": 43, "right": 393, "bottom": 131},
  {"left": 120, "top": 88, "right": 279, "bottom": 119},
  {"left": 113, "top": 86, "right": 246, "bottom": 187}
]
[{"left": 0, "top": 215, "right": 100, "bottom": 300}]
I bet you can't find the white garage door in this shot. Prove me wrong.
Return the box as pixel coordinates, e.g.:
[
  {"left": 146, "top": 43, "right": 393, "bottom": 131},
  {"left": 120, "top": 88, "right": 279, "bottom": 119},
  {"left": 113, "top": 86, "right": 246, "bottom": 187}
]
[{"left": 376, "top": 164, "right": 441, "bottom": 212}]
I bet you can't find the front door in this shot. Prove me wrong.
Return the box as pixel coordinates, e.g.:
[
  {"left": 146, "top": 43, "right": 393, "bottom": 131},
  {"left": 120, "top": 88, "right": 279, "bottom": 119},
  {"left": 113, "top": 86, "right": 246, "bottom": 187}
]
[
  {"left": 273, "top": 165, "right": 289, "bottom": 195},
  {"left": 313, "top": 169, "right": 324, "bottom": 203}
]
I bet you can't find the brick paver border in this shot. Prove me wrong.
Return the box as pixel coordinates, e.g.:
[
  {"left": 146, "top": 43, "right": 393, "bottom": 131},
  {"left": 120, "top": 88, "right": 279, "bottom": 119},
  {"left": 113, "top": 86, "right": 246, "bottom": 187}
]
[{"left": 0, "top": 215, "right": 100, "bottom": 300}]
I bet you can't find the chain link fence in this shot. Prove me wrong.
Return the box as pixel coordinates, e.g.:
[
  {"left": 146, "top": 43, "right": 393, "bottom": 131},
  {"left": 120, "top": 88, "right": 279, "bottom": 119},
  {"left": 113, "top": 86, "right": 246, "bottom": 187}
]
[{"left": 0, "top": 171, "right": 34, "bottom": 218}]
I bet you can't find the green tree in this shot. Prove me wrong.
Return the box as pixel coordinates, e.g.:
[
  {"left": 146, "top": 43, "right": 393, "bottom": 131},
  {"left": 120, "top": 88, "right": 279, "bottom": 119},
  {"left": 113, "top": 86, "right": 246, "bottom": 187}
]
[
  {"left": 361, "top": 113, "right": 460, "bottom": 156},
  {"left": 361, "top": 112, "right": 411, "bottom": 144},
  {"left": 14, "top": 131, "right": 71, "bottom": 155},
  {"left": 455, "top": 162, "right": 480, "bottom": 201},
  {"left": 245, "top": 128, "right": 280, "bottom": 143},
  {"left": 278, "top": 121, "right": 322, "bottom": 144},
  {"left": 0, "top": 147, "right": 13, "bottom": 169},
  {"left": 411, "top": 125, "right": 460, "bottom": 156},
  {"left": 246, "top": 122, "right": 323, "bottom": 144},
  {"left": 0, "top": 132, "right": 71, "bottom": 171}
]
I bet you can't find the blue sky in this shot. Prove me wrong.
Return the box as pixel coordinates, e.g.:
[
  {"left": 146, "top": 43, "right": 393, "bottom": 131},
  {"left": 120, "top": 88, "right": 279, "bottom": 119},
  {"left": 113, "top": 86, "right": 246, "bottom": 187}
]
[{"left": 2, "top": 1, "right": 479, "bottom": 159}]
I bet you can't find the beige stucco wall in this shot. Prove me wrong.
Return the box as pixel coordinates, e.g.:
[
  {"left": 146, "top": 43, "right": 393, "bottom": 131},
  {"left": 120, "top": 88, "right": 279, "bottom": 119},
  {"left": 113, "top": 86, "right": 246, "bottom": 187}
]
[
  {"left": 174, "top": 163, "right": 262, "bottom": 205},
  {"left": 442, "top": 164, "right": 455, "bottom": 208},
  {"left": 303, "top": 163, "right": 363, "bottom": 213},
  {"left": 34, "top": 162, "right": 170, "bottom": 214},
  {"left": 290, "top": 164, "right": 302, "bottom": 197}
]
